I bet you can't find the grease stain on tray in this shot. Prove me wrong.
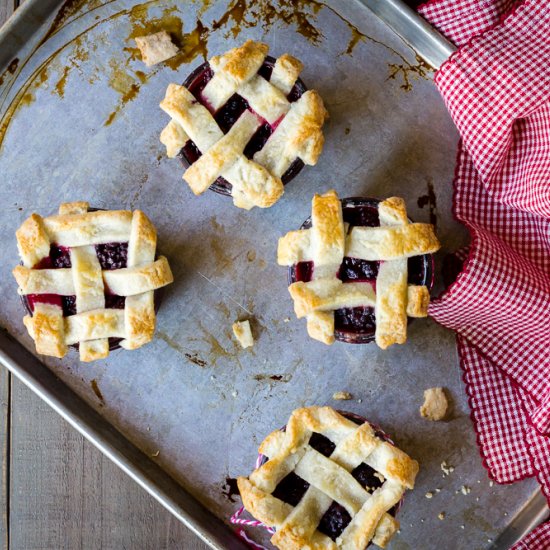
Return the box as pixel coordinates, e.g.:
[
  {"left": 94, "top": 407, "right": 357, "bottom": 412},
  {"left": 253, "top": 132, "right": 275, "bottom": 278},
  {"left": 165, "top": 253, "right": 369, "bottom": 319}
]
[
  {"left": 0, "top": 0, "right": 429, "bottom": 148},
  {"left": 417, "top": 178, "right": 438, "bottom": 228},
  {"left": 156, "top": 331, "right": 209, "bottom": 367},
  {"left": 221, "top": 476, "right": 239, "bottom": 502},
  {"left": 253, "top": 373, "right": 292, "bottom": 383},
  {"left": 90, "top": 378, "right": 105, "bottom": 405},
  {"left": 0, "top": 58, "right": 19, "bottom": 87},
  {"left": 388, "top": 55, "right": 433, "bottom": 92}
]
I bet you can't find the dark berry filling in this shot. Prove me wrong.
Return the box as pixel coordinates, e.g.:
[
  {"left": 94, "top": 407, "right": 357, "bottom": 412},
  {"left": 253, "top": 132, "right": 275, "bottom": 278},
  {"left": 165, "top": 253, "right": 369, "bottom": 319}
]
[
  {"left": 24, "top": 242, "right": 130, "bottom": 351},
  {"left": 96, "top": 242, "right": 128, "bottom": 270},
  {"left": 289, "top": 198, "right": 433, "bottom": 344},
  {"left": 317, "top": 502, "right": 352, "bottom": 540},
  {"left": 272, "top": 472, "right": 310, "bottom": 507},
  {"left": 267, "top": 413, "right": 401, "bottom": 546},
  {"left": 178, "top": 56, "right": 308, "bottom": 196}
]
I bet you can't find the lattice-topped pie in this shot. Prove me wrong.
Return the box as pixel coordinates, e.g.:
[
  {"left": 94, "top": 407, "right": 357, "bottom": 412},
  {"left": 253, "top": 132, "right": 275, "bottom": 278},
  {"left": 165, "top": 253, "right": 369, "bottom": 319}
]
[
  {"left": 237, "top": 406, "right": 419, "bottom": 549},
  {"left": 277, "top": 190, "right": 440, "bottom": 348},
  {"left": 160, "top": 40, "right": 328, "bottom": 210},
  {"left": 12, "top": 202, "right": 173, "bottom": 362}
]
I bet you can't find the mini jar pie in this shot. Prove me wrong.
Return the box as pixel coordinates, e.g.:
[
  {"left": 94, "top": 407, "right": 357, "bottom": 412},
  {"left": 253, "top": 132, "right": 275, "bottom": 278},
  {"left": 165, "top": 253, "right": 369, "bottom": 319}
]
[
  {"left": 237, "top": 406, "right": 419, "bottom": 549},
  {"left": 277, "top": 190, "right": 440, "bottom": 348},
  {"left": 159, "top": 39, "right": 328, "bottom": 210},
  {"left": 12, "top": 202, "right": 174, "bottom": 362}
]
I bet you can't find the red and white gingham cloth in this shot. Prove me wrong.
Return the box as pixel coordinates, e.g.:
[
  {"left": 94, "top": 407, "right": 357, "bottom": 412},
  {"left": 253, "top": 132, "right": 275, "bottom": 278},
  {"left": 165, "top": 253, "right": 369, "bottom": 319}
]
[{"left": 418, "top": 0, "right": 550, "bottom": 545}]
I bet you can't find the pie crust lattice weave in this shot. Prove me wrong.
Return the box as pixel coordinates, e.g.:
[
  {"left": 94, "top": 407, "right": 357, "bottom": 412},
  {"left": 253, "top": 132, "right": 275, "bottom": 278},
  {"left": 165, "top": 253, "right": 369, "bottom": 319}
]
[
  {"left": 237, "top": 406, "right": 419, "bottom": 549},
  {"left": 13, "top": 202, "right": 173, "bottom": 362},
  {"left": 277, "top": 190, "right": 440, "bottom": 348},
  {"left": 160, "top": 40, "right": 328, "bottom": 210}
]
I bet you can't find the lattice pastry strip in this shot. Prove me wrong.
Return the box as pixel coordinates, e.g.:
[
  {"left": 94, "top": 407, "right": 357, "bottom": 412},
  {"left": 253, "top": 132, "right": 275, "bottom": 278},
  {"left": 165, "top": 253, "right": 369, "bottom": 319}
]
[
  {"left": 277, "top": 190, "right": 440, "bottom": 348},
  {"left": 13, "top": 202, "right": 173, "bottom": 362},
  {"left": 237, "top": 407, "right": 419, "bottom": 550},
  {"left": 160, "top": 40, "right": 328, "bottom": 210}
]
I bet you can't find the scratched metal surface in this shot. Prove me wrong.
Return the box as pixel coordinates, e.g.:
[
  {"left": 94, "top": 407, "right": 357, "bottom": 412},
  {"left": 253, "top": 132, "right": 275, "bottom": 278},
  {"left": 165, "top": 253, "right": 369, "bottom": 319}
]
[{"left": 0, "top": 0, "right": 541, "bottom": 548}]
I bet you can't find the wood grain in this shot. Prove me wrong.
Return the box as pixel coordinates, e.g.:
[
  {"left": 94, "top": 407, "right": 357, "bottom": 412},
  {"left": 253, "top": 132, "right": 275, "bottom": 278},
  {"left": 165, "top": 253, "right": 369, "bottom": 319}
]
[
  {"left": 10, "top": 382, "right": 208, "bottom": 550},
  {"left": 0, "top": 1, "right": 209, "bottom": 548}
]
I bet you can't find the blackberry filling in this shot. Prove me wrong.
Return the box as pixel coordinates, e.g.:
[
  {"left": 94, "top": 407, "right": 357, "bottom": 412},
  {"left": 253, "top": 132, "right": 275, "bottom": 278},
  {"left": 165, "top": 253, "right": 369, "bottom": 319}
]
[
  {"left": 289, "top": 198, "right": 434, "bottom": 344},
  {"left": 178, "top": 56, "right": 307, "bottom": 196},
  {"left": 24, "top": 242, "right": 131, "bottom": 351},
  {"left": 266, "top": 412, "right": 400, "bottom": 546}
]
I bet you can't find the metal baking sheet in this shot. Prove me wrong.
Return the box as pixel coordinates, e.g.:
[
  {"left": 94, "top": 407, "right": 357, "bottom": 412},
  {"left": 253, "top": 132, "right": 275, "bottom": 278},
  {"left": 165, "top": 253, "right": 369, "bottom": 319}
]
[{"left": 0, "top": 1, "right": 546, "bottom": 548}]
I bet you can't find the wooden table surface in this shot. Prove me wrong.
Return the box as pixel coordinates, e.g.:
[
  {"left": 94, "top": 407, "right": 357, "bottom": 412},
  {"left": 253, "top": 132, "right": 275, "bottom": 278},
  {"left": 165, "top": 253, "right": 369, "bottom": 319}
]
[{"left": 0, "top": 2, "right": 210, "bottom": 548}]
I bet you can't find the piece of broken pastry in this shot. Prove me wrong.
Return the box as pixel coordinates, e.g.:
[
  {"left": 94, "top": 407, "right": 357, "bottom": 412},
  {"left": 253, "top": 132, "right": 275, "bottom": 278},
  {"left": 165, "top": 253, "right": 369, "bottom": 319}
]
[
  {"left": 135, "top": 31, "right": 179, "bottom": 67},
  {"left": 420, "top": 387, "right": 448, "bottom": 421}
]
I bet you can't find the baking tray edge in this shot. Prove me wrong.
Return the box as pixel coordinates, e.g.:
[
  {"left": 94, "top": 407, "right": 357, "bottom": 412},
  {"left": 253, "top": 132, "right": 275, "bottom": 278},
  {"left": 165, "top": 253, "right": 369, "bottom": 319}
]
[
  {"left": 0, "top": 329, "right": 249, "bottom": 550},
  {"left": 0, "top": 0, "right": 547, "bottom": 548}
]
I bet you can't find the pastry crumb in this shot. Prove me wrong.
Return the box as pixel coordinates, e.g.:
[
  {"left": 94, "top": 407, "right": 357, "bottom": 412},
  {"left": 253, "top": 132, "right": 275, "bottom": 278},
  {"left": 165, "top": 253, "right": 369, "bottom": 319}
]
[
  {"left": 425, "top": 491, "right": 433, "bottom": 499},
  {"left": 420, "top": 387, "right": 448, "bottom": 421},
  {"left": 332, "top": 391, "right": 353, "bottom": 400},
  {"left": 135, "top": 31, "right": 179, "bottom": 67},
  {"left": 151, "top": 450, "right": 160, "bottom": 457},
  {"left": 441, "top": 461, "right": 455, "bottom": 476},
  {"left": 438, "top": 512, "right": 446, "bottom": 520},
  {"left": 489, "top": 481, "right": 494, "bottom": 487},
  {"left": 232, "top": 320, "right": 254, "bottom": 348},
  {"left": 461, "top": 525, "right": 465, "bottom": 530},
  {"left": 460, "top": 485, "right": 471, "bottom": 495}
]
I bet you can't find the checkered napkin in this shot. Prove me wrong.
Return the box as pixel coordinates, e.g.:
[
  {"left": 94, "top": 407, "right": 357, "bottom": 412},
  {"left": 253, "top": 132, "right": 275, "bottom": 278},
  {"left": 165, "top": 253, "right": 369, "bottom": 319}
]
[{"left": 418, "top": 0, "right": 550, "bottom": 545}]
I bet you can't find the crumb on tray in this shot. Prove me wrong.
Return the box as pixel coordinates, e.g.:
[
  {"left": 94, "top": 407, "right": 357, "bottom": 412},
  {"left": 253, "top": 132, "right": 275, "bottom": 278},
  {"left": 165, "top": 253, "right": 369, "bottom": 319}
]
[
  {"left": 420, "top": 387, "right": 448, "bottom": 421},
  {"left": 135, "top": 31, "right": 179, "bottom": 67},
  {"left": 332, "top": 391, "right": 353, "bottom": 401},
  {"left": 441, "top": 460, "right": 455, "bottom": 476},
  {"left": 232, "top": 320, "right": 254, "bottom": 349}
]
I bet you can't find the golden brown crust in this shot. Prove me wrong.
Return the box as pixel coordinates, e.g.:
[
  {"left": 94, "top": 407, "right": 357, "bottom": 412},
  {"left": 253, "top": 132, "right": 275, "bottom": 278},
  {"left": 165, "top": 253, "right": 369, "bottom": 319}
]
[
  {"left": 160, "top": 120, "right": 188, "bottom": 158},
  {"left": 386, "top": 455, "right": 420, "bottom": 490},
  {"left": 79, "top": 340, "right": 110, "bottom": 362},
  {"left": 58, "top": 201, "right": 89, "bottom": 215},
  {"left": 311, "top": 190, "right": 345, "bottom": 265},
  {"left": 407, "top": 285, "right": 430, "bottom": 317},
  {"left": 122, "top": 293, "right": 156, "bottom": 349},
  {"left": 378, "top": 197, "right": 408, "bottom": 225},
  {"left": 277, "top": 230, "right": 310, "bottom": 265},
  {"left": 306, "top": 311, "right": 335, "bottom": 345},
  {"left": 289, "top": 91, "right": 328, "bottom": 166},
  {"left": 209, "top": 39, "right": 269, "bottom": 81},
  {"left": 271, "top": 54, "right": 304, "bottom": 95},
  {"left": 288, "top": 280, "right": 375, "bottom": 319},
  {"left": 16, "top": 213, "right": 50, "bottom": 268},
  {"left": 23, "top": 304, "right": 67, "bottom": 358},
  {"left": 347, "top": 223, "right": 441, "bottom": 261},
  {"left": 375, "top": 260, "right": 408, "bottom": 350}
]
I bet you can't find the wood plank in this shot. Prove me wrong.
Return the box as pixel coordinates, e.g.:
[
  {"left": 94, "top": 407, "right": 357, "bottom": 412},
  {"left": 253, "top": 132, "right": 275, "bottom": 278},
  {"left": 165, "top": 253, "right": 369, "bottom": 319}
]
[
  {"left": 10, "top": 380, "right": 209, "bottom": 550},
  {"left": 0, "top": 0, "right": 14, "bottom": 27},
  {"left": 0, "top": 368, "right": 9, "bottom": 550}
]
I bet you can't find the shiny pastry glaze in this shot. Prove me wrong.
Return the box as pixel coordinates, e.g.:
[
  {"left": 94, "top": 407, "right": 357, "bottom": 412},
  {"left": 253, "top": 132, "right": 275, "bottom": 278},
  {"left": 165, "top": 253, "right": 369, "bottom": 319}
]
[
  {"left": 262, "top": 412, "right": 401, "bottom": 545},
  {"left": 179, "top": 56, "right": 307, "bottom": 196},
  {"left": 289, "top": 198, "right": 434, "bottom": 344}
]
